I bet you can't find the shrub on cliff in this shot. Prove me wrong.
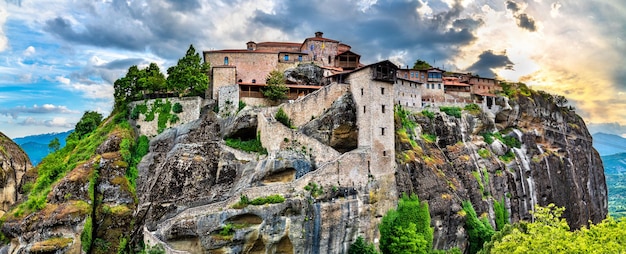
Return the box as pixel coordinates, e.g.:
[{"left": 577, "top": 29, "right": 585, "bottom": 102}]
[{"left": 379, "top": 193, "right": 433, "bottom": 254}]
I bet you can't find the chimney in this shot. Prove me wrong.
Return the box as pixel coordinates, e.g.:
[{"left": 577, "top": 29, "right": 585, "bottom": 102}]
[
  {"left": 315, "top": 31, "right": 323, "bottom": 38},
  {"left": 246, "top": 41, "right": 257, "bottom": 51}
]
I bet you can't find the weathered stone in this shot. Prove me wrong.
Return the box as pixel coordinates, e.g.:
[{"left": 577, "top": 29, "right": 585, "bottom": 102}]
[
  {"left": 284, "top": 63, "right": 324, "bottom": 85},
  {"left": 300, "top": 93, "right": 358, "bottom": 153}
]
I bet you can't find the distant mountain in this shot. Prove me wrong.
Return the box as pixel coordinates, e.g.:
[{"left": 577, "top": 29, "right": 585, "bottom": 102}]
[
  {"left": 13, "top": 130, "right": 73, "bottom": 166},
  {"left": 592, "top": 132, "right": 626, "bottom": 156},
  {"left": 603, "top": 152, "right": 626, "bottom": 175}
]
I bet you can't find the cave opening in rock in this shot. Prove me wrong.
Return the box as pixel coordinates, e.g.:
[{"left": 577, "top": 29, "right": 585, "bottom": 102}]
[{"left": 228, "top": 127, "right": 258, "bottom": 141}]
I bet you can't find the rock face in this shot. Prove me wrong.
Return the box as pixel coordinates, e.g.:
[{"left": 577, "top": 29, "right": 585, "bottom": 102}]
[
  {"left": 300, "top": 93, "right": 358, "bottom": 153},
  {"left": 395, "top": 91, "right": 607, "bottom": 250},
  {"left": 0, "top": 87, "right": 607, "bottom": 253},
  {"left": 0, "top": 132, "right": 31, "bottom": 217},
  {"left": 284, "top": 63, "right": 324, "bottom": 85}
]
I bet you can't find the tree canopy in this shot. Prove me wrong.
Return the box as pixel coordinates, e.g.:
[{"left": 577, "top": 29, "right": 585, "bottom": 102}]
[
  {"left": 262, "top": 70, "right": 288, "bottom": 101},
  {"left": 413, "top": 59, "right": 431, "bottom": 70},
  {"left": 113, "top": 44, "right": 210, "bottom": 112},
  {"left": 167, "top": 44, "right": 210, "bottom": 98},
  {"left": 480, "top": 204, "right": 626, "bottom": 253}
]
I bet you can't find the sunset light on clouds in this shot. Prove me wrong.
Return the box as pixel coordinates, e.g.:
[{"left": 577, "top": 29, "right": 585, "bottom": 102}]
[{"left": 0, "top": 0, "right": 624, "bottom": 138}]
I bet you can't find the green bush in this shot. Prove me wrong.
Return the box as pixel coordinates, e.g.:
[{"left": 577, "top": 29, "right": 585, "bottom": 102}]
[
  {"left": 349, "top": 236, "right": 378, "bottom": 254},
  {"left": 499, "top": 151, "right": 516, "bottom": 163},
  {"left": 157, "top": 100, "right": 172, "bottom": 133},
  {"left": 421, "top": 110, "right": 435, "bottom": 120},
  {"left": 304, "top": 182, "right": 324, "bottom": 197},
  {"left": 421, "top": 133, "right": 437, "bottom": 144},
  {"left": 249, "top": 194, "right": 285, "bottom": 205},
  {"left": 462, "top": 201, "right": 494, "bottom": 254},
  {"left": 172, "top": 102, "right": 183, "bottom": 113},
  {"left": 439, "top": 106, "right": 462, "bottom": 118},
  {"left": 238, "top": 100, "right": 246, "bottom": 112},
  {"left": 494, "top": 197, "right": 509, "bottom": 231},
  {"left": 379, "top": 193, "right": 433, "bottom": 254},
  {"left": 220, "top": 223, "right": 234, "bottom": 236},
  {"left": 81, "top": 216, "right": 93, "bottom": 253},
  {"left": 478, "top": 148, "right": 491, "bottom": 158},
  {"left": 275, "top": 107, "right": 292, "bottom": 127},
  {"left": 464, "top": 104, "right": 481, "bottom": 114}
]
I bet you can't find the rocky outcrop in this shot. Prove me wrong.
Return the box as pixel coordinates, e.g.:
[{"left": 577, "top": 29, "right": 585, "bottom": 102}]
[
  {"left": 1, "top": 127, "right": 137, "bottom": 253},
  {"left": 300, "top": 93, "right": 358, "bottom": 153},
  {"left": 0, "top": 132, "right": 31, "bottom": 217},
  {"left": 284, "top": 63, "right": 324, "bottom": 85},
  {"left": 395, "top": 91, "right": 607, "bottom": 250}
]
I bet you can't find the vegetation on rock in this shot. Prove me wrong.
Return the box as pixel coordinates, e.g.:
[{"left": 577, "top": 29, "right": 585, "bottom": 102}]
[{"left": 379, "top": 194, "right": 433, "bottom": 254}]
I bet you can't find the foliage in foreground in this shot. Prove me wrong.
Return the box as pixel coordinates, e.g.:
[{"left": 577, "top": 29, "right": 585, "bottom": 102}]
[
  {"left": 379, "top": 193, "right": 433, "bottom": 254},
  {"left": 480, "top": 204, "right": 626, "bottom": 254},
  {"left": 462, "top": 201, "right": 494, "bottom": 254},
  {"left": 349, "top": 236, "right": 379, "bottom": 254}
]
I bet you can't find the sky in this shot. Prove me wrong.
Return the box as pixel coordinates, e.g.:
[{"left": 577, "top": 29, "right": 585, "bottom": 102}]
[{"left": 0, "top": 0, "right": 624, "bottom": 138}]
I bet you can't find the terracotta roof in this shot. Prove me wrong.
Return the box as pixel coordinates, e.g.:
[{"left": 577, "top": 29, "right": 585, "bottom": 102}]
[
  {"left": 474, "top": 92, "right": 497, "bottom": 97},
  {"left": 239, "top": 82, "right": 322, "bottom": 89},
  {"left": 396, "top": 77, "right": 423, "bottom": 84},
  {"left": 204, "top": 49, "right": 277, "bottom": 54},
  {"left": 304, "top": 37, "right": 340, "bottom": 43},
  {"left": 257, "top": 42, "right": 302, "bottom": 47}
]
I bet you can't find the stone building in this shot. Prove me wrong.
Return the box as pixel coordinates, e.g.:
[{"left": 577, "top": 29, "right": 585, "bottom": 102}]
[
  {"left": 394, "top": 78, "right": 423, "bottom": 111},
  {"left": 203, "top": 32, "right": 362, "bottom": 105},
  {"left": 443, "top": 76, "right": 471, "bottom": 100}
]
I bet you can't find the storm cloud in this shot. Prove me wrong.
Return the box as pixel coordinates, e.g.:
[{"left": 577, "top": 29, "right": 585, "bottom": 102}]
[
  {"left": 505, "top": 0, "right": 538, "bottom": 32},
  {"left": 467, "top": 51, "right": 514, "bottom": 78}
]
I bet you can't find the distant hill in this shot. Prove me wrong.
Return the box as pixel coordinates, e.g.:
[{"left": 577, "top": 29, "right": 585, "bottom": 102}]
[
  {"left": 13, "top": 130, "right": 73, "bottom": 166},
  {"left": 592, "top": 132, "right": 626, "bottom": 156},
  {"left": 602, "top": 152, "right": 626, "bottom": 175}
]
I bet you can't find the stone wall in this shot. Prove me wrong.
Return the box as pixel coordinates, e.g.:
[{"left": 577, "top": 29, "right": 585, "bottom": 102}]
[
  {"left": 129, "top": 96, "right": 202, "bottom": 137},
  {"left": 210, "top": 66, "right": 236, "bottom": 100},
  {"left": 205, "top": 52, "right": 277, "bottom": 84},
  {"left": 258, "top": 110, "right": 341, "bottom": 167},
  {"left": 218, "top": 85, "right": 240, "bottom": 118},
  {"left": 394, "top": 79, "right": 422, "bottom": 111},
  {"left": 281, "top": 83, "right": 350, "bottom": 127}
]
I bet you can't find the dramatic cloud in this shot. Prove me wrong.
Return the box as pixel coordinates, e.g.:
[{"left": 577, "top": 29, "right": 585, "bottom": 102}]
[
  {"left": 505, "top": 0, "right": 538, "bottom": 32},
  {"left": 516, "top": 13, "right": 536, "bottom": 32},
  {"left": 0, "top": 104, "right": 78, "bottom": 119},
  {"left": 466, "top": 51, "right": 514, "bottom": 77}
]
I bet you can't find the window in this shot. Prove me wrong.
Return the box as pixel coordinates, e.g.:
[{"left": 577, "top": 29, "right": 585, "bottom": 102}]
[
  {"left": 238, "top": 79, "right": 242, "bottom": 83},
  {"left": 382, "top": 105, "right": 385, "bottom": 113},
  {"left": 284, "top": 54, "right": 289, "bottom": 61},
  {"left": 438, "top": 84, "right": 441, "bottom": 89},
  {"left": 383, "top": 151, "right": 387, "bottom": 156},
  {"left": 328, "top": 56, "right": 331, "bottom": 64},
  {"left": 252, "top": 79, "right": 256, "bottom": 83},
  {"left": 381, "top": 87, "right": 385, "bottom": 95},
  {"left": 298, "top": 55, "right": 303, "bottom": 62},
  {"left": 411, "top": 72, "right": 414, "bottom": 78},
  {"left": 405, "top": 73, "right": 408, "bottom": 79},
  {"left": 224, "top": 57, "right": 229, "bottom": 65},
  {"left": 361, "top": 88, "right": 364, "bottom": 95},
  {"left": 381, "top": 127, "right": 385, "bottom": 136},
  {"left": 363, "top": 106, "right": 366, "bottom": 113}
]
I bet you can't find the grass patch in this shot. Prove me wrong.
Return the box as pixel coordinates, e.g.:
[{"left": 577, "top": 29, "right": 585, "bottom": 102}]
[
  {"left": 232, "top": 194, "right": 285, "bottom": 209},
  {"left": 478, "top": 148, "right": 491, "bottom": 158},
  {"left": 440, "top": 106, "right": 462, "bottom": 118},
  {"left": 464, "top": 103, "right": 481, "bottom": 115},
  {"left": 225, "top": 133, "right": 267, "bottom": 154},
  {"left": 421, "top": 110, "right": 435, "bottom": 120},
  {"left": 499, "top": 151, "right": 516, "bottom": 163},
  {"left": 421, "top": 133, "right": 437, "bottom": 143}
]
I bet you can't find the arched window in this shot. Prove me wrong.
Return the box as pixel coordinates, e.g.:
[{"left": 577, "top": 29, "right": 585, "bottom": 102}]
[
  {"left": 252, "top": 79, "right": 256, "bottom": 83},
  {"left": 238, "top": 79, "right": 242, "bottom": 83},
  {"left": 224, "top": 57, "right": 229, "bottom": 65}
]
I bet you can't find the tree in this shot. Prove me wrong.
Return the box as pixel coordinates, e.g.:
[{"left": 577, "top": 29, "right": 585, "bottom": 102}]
[
  {"left": 349, "top": 236, "right": 379, "bottom": 254},
  {"left": 167, "top": 45, "right": 210, "bottom": 97},
  {"left": 462, "top": 201, "right": 494, "bottom": 254},
  {"left": 379, "top": 194, "right": 433, "bottom": 254},
  {"left": 262, "top": 70, "right": 288, "bottom": 101},
  {"left": 413, "top": 59, "right": 431, "bottom": 70},
  {"left": 48, "top": 137, "right": 60, "bottom": 152},
  {"left": 70, "top": 111, "right": 103, "bottom": 140}
]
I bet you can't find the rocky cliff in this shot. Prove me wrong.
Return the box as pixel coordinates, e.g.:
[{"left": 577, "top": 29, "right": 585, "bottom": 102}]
[
  {"left": 0, "top": 132, "right": 31, "bottom": 218},
  {"left": 0, "top": 84, "right": 607, "bottom": 253}
]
